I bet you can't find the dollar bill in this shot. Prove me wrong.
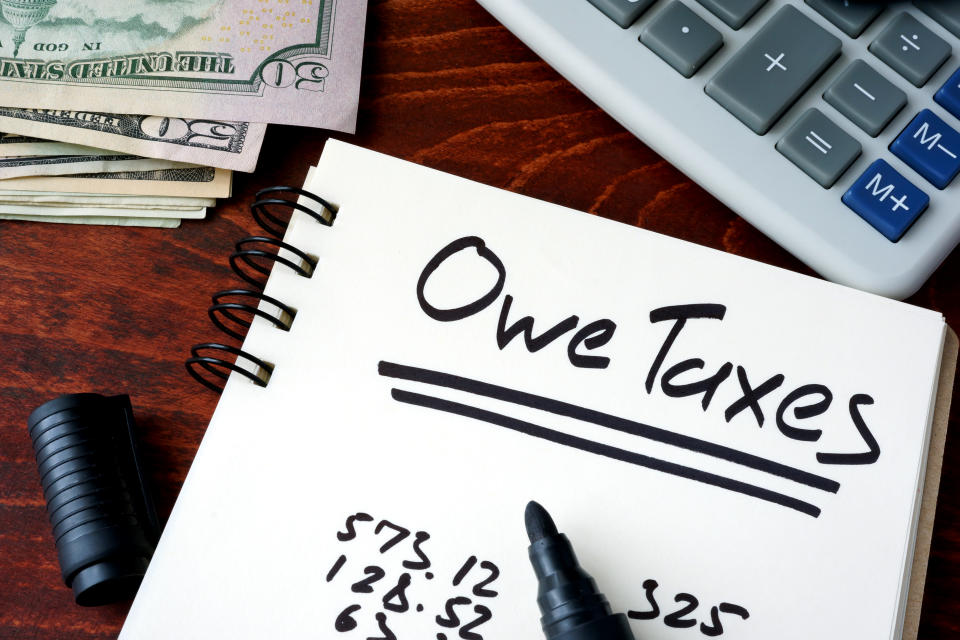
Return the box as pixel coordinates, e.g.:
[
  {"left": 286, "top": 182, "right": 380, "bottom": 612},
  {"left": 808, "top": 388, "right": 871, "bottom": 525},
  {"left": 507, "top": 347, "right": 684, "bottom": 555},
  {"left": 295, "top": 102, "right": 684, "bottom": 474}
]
[
  {"left": 0, "top": 213, "right": 179, "bottom": 227},
  {"left": 0, "top": 0, "right": 366, "bottom": 130},
  {"left": 0, "top": 199, "right": 208, "bottom": 211},
  {"left": 0, "top": 191, "right": 214, "bottom": 207},
  {"left": 0, "top": 152, "right": 186, "bottom": 178},
  {"left": 0, "top": 133, "right": 104, "bottom": 156},
  {"left": 0, "top": 167, "right": 232, "bottom": 198},
  {"left": 0, "top": 111, "right": 266, "bottom": 171},
  {"left": 0, "top": 202, "right": 203, "bottom": 219}
]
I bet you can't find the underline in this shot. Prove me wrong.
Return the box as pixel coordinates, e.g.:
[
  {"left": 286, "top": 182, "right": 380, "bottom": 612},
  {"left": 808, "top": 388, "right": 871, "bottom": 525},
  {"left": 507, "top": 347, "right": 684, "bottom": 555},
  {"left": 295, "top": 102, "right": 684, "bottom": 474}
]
[
  {"left": 390, "top": 387, "right": 820, "bottom": 517},
  {"left": 378, "top": 361, "right": 839, "bottom": 494}
]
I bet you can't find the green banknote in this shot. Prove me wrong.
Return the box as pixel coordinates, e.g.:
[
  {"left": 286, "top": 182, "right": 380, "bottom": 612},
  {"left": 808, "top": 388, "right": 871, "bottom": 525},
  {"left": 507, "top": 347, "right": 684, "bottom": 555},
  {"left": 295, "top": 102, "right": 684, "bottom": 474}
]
[
  {"left": 0, "top": 201, "right": 202, "bottom": 218},
  {"left": 0, "top": 150, "right": 185, "bottom": 178},
  {"left": 0, "top": 213, "right": 180, "bottom": 227},
  {"left": 0, "top": 0, "right": 366, "bottom": 130},
  {"left": 0, "top": 112, "right": 267, "bottom": 171},
  {"left": 0, "top": 166, "right": 232, "bottom": 198},
  {"left": 0, "top": 132, "right": 102, "bottom": 156}
]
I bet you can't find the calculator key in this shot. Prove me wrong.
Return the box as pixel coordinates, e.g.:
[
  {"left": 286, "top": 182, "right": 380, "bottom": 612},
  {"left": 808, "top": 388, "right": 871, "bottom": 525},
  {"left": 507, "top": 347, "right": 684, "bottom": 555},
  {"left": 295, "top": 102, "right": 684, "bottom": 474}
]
[
  {"left": 587, "top": 0, "right": 655, "bottom": 27},
  {"left": 842, "top": 159, "right": 929, "bottom": 241},
  {"left": 695, "top": 0, "right": 766, "bottom": 29},
  {"left": 869, "top": 13, "right": 951, "bottom": 87},
  {"left": 706, "top": 6, "right": 841, "bottom": 135},
  {"left": 935, "top": 66, "right": 960, "bottom": 120},
  {"left": 824, "top": 60, "right": 907, "bottom": 137},
  {"left": 776, "top": 109, "right": 861, "bottom": 187},
  {"left": 890, "top": 109, "right": 960, "bottom": 188},
  {"left": 914, "top": 1, "right": 960, "bottom": 39},
  {"left": 641, "top": 2, "right": 723, "bottom": 78},
  {"left": 805, "top": 0, "right": 883, "bottom": 38}
]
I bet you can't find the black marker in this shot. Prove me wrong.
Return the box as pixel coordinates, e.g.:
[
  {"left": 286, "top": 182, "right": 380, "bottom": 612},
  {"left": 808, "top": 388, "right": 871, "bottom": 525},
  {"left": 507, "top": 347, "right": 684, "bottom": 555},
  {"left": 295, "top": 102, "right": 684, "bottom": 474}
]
[{"left": 524, "top": 501, "right": 636, "bottom": 640}]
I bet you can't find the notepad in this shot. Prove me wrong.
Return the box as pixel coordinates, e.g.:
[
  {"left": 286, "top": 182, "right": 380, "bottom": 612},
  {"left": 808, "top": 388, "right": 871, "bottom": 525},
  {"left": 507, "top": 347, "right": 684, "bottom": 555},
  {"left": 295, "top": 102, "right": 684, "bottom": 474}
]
[{"left": 121, "top": 141, "right": 956, "bottom": 640}]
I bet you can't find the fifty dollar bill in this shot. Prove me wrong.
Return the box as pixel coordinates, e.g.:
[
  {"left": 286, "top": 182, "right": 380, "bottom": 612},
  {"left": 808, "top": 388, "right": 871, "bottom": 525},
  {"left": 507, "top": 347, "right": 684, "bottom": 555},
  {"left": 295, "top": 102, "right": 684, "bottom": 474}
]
[
  {"left": 0, "top": 202, "right": 203, "bottom": 219},
  {"left": 0, "top": 166, "right": 232, "bottom": 198},
  {"left": 0, "top": 0, "right": 366, "bottom": 130},
  {"left": 0, "top": 111, "right": 266, "bottom": 171},
  {"left": 0, "top": 213, "right": 180, "bottom": 228},
  {"left": 0, "top": 191, "right": 214, "bottom": 208},
  {"left": 0, "top": 132, "right": 103, "bottom": 156},
  {"left": 0, "top": 151, "right": 186, "bottom": 178}
]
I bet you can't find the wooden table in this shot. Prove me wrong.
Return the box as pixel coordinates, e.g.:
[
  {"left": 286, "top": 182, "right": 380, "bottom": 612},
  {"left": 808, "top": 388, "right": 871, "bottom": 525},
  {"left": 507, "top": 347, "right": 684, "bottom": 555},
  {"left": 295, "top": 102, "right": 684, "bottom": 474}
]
[{"left": 1, "top": 1, "right": 958, "bottom": 638}]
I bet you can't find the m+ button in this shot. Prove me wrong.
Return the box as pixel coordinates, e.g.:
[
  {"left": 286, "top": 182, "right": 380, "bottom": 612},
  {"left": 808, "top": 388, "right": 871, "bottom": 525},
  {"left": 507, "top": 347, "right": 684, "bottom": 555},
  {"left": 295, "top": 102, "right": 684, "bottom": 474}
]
[{"left": 842, "top": 159, "right": 929, "bottom": 242}]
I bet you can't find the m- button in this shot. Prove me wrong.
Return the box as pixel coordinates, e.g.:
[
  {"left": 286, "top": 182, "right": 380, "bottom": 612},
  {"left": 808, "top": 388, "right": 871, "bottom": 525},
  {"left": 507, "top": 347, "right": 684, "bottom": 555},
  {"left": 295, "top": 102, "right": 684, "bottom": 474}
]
[
  {"left": 842, "top": 159, "right": 929, "bottom": 241},
  {"left": 890, "top": 109, "right": 960, "bottom": 188}
]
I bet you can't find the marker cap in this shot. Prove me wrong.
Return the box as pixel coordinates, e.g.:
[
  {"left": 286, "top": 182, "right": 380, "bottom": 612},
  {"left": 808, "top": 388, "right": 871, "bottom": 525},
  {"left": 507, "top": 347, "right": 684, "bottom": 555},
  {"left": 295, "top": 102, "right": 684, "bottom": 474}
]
[{"left": 27, "top": 393, "right": 160, "bottom": 606}]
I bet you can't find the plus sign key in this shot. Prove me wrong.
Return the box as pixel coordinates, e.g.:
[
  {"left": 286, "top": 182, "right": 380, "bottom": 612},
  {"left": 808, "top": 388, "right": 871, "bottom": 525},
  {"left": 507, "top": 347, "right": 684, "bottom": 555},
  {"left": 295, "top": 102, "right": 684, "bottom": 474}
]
[
  {"left": 706, "top": 5, "right": 840, "bottom": 134},
  {"left": 890, "top": 109, "right": 960, "bottom": 188},
  {"left": 842, "top": 159, "right": 929, "bottom": 242}
]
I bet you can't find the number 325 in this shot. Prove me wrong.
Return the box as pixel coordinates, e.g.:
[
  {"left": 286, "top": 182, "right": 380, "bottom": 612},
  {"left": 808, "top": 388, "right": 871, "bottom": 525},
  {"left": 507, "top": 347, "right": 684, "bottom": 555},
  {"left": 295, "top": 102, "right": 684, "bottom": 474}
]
[{"left": 628, "top": 579, "right": 749, "bottom": 637}]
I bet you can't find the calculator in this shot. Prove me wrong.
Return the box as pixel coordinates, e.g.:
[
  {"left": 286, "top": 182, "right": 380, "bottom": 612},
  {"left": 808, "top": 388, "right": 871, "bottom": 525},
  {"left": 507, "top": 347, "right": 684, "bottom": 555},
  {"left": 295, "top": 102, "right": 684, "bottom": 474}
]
[{"left": 476, "top": 0, "right": 960, "bottom": 299}]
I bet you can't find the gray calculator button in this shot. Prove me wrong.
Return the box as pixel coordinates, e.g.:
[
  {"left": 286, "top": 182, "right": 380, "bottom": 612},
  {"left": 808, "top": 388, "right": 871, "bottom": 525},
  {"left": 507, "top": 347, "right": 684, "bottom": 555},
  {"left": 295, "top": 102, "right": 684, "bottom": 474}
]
[
  {"left": 641, "top": 2, "right": 723, "bottom": 77},
  {"left": 914, "top": 1, "right": 960, "bottom": 39},
  {"left": 695, "top": 0, "right": 766, "bottom": 29},
  {"left": 824, "top": 60, "right": 907, "bottom": 136},
  {"left": 869, "top": 13, "right": 951, "bottom": 87},
  {"left": 587, "top": 0, "right": 655, "bottom": 27},
  {"left": 706, "top": 5, "right": 841, "bottom": 135},
  {"left": 776, "top": 109, "right": 861, "bottom": 188},
  {"left": 805, "top": 0, "right": 884, "bottom": 38}
]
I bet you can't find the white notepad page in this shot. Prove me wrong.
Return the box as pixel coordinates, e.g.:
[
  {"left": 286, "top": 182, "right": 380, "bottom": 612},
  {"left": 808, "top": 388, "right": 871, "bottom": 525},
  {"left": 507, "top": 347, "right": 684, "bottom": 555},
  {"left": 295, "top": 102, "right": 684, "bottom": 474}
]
[{"left": 121, "top": 141, "right": 947, "bottom": 640}]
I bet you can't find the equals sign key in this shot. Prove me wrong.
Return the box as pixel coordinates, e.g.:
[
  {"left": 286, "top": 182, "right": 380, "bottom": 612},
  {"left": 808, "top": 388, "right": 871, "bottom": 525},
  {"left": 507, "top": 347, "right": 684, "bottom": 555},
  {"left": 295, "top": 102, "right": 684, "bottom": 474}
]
[
  {"left": 776, "top": 108, "right": 861, "bottom": 188},
  {"left": 806, "top": 130, "right": 832, "bottom": 154}
]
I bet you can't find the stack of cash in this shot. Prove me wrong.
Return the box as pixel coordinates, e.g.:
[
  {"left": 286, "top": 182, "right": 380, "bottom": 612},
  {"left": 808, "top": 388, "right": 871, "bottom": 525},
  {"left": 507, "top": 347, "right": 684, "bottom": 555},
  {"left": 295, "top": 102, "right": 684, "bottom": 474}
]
[{"left": 0, "top": 0, "right": 365, "bottom": 228}]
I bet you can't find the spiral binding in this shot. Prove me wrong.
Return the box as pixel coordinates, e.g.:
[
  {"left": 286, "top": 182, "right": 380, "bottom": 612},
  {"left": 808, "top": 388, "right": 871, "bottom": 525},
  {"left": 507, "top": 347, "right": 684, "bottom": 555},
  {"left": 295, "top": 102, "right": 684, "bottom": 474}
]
[{"left": 185, "top": 186, "right": 337, "bottom": 393}]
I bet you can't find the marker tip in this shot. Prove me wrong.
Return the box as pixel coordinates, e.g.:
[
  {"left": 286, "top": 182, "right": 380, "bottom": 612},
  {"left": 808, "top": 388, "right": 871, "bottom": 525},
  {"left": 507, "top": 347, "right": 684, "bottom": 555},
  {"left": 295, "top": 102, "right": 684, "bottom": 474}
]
[{"left": 525, "top": 500, "right": 559, "bottom": 543}]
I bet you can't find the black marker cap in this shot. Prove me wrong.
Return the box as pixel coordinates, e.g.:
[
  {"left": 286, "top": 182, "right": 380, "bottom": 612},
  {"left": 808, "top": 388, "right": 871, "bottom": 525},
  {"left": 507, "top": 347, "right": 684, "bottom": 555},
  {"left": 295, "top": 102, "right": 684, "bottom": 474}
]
[
  {"left": 525, "top": 501, "right": 635, "bottom": 640},
  {"left": 27, "top": 394, "right": 160, "bottom": 606}
]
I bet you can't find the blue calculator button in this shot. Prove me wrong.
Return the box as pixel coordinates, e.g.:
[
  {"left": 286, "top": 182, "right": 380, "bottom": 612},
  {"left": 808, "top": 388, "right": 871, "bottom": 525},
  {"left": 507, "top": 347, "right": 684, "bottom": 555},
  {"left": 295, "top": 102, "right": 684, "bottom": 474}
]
[
  {"left": 890, "top": 109, "right": 960, "bottom": 188},
  {"left": 842, "top": 159, "right": 929, "bottom": 242},
  {"left": 935, "top": 66, "right": 960, "bottom": 120}
]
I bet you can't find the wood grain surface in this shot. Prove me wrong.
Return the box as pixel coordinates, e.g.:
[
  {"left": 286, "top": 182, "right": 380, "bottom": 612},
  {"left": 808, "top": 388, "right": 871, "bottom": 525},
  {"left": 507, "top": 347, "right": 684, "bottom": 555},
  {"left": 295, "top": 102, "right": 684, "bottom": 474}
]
[{"left": 1, "top": 1, "right": 958, "bottom": 638}]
